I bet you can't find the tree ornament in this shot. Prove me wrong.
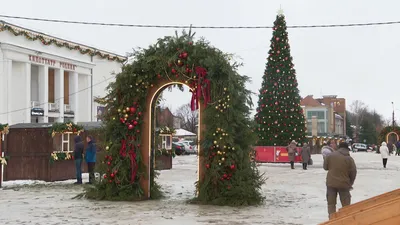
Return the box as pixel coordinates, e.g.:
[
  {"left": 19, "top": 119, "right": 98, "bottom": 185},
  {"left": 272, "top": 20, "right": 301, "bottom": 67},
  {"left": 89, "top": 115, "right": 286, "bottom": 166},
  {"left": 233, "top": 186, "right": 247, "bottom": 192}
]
[
  {"left": 130, "top": 107, "right": 136, "bottom": 113},
  {"left": 171, "top": 68, "right": 177, "bottom": 74},
  {"left": 128, "top": 124, "right": 134, "bottom": 130}
]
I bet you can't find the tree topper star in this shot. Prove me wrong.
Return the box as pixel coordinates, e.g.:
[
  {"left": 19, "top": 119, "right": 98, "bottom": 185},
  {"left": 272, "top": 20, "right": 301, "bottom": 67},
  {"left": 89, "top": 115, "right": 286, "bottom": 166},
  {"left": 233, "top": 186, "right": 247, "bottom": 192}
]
[{"left": 277, "top": 8, "right": 284, "bottom": 15}]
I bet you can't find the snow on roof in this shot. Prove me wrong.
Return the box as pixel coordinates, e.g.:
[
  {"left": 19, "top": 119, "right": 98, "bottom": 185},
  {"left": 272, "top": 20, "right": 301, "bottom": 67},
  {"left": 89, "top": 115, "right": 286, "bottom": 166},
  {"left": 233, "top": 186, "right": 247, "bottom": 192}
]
[{"left": 173, "top": 128, "right": 196, "bottom": 137}]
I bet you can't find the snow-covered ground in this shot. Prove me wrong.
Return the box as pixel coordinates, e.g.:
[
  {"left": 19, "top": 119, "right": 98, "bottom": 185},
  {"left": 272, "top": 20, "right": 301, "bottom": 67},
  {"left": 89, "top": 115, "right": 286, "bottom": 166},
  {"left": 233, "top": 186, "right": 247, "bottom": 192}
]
[{"left": 1, "top": 152, "right": 399, "bottom": 225}]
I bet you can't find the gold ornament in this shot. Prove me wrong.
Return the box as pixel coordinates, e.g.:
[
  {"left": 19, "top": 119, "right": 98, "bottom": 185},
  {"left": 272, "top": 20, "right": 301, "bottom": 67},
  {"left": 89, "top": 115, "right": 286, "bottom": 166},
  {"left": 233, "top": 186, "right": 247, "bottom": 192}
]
[
  {"left": 222, "top": 158, "right": 225, "bottom": 161},
  {"left": 123, "top": 109, "right": 126, "bottom": 113},
  {"left": 126, "top": 107, "right": 130, "bottom": 112},
  {"left": 117, "top": 109, "right": 121, "bottom": 113},
  {"left": 106, "top": 146, "right": 110, "bottom": 151},
  {"left": 124, "top": 114, "right": 129, "bottom": 118},
  {"left": 213, "top": 141, "right": 217, "bottom": 144}
]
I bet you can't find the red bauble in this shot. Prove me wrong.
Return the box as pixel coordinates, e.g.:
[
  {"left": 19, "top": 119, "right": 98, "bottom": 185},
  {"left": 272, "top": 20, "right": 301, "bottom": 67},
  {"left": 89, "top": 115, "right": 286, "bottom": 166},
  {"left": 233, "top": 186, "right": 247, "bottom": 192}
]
[
  {"left": 120, "top": 118, "right": 125, "bottom": 123},
  {"left": 130, "top": 107, "right": 136, "bottom": 113},
  {"left": 181, "top": 52, "right": 188, "bottom": 59},
  {"left": 104, "top": 174, "right": 107, "bottom": 179},
  {"left": 223, "top": 174, "right": 228, "bottom": 178},
  {"left": 168, "top": 63, "right": 172, "bottom": 67},
  {"left": 138, "top": 112, "right": 142, "bottom": 116},
  {"left": 107, "top": 161, "right": 111, "bottom": 165},
  {"left": 171, "top": 68, "right": 177, "bottom": 74},
  {"left": 109, "top": 180, "right": 112, "bottom": 183},
  {"left": 230, "top": 164, "right": 236, "bottom": 170},
  {"left": 206, "top": 164, "right": 210, "bottom": 169},
  {"left": 111, "top": 173, "right": 115, "bottom": 178},
  {"left": 262, "top": 104, "right": 265, "bottom": 108},
  {"left": 277, "top": 69, "right": 280, "bottom": 73},
  {"left": 276, "top": 37, "right": 280, "bottom": 41},
  {"left": 157, "top": 74, "right": 161, "bottom": 78},
  {"left": 136, "top": 130, "right": 140, "bottom": 133},
  {"left": 175, "top": 74, "right": 179, "bottom": 78},
  {"left": 275, "top": 102, "right": 278, "bottom": 105},
  {"left": 128, "top": 124, "right": 134, "bottom": 130},
  {"left": 220, "top": 177, "right": 224, "bottom": 181},
  {"left": 188, "top": 41, "right": 193, "bottom": 45},
  {"left": 133, "top": 120, "right": 138, "bottom": 126}
]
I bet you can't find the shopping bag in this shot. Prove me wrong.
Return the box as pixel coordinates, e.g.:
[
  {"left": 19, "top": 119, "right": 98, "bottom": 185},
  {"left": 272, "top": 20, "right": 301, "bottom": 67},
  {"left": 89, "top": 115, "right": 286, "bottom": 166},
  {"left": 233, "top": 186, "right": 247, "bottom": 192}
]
[{"left": 308, "top": 158, "right": 313, "bottom": 165}]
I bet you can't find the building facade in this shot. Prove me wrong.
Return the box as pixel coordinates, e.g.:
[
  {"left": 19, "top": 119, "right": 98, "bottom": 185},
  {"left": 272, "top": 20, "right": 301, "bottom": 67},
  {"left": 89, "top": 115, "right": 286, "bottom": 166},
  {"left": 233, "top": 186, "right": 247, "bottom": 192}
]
[
  {"left": 0, "top": 21, "right": 126, "bottom": 125},
  {"left": 300, "top": 95, "right": 346, "bottom": 137}
]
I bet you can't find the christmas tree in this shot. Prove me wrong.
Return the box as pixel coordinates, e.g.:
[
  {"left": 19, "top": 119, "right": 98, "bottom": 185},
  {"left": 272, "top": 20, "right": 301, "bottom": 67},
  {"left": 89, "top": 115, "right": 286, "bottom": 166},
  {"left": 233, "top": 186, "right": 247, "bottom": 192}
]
[{"left": 255, "top": 11, "right": 307, "bottom": 146}]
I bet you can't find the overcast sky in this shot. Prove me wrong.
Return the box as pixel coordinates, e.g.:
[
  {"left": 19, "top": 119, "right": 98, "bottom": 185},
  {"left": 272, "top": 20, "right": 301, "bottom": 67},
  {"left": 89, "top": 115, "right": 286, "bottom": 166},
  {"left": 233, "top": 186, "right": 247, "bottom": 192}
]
[{"left": 2, "top": 0, "right": 400, "bottom": 120}]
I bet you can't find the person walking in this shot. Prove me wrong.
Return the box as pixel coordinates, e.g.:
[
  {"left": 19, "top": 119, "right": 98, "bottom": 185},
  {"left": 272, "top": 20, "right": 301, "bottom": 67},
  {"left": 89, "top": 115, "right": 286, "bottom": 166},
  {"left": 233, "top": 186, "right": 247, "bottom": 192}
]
[
  {"left": 379, "top": 142, "right": 390, "bottom": 168},
  {"left": 300, "top": 142, "right": 311, "bottom": 170},
  {"left": 321, "top": 140, "right": 335, "bottom": 160},
  {"left": 73, "top": 136, "right": 84, "bottom": 184},
  {"left": 323, "top": 142, "right": 357, "bottom": 219},
  {"left": 85, "top": 135, "right": 97, "bottom": 184},
  {"left": 287, "top": 140, "right": 298, "bottom": 169},
  {"left": 387, "top": 141, "right": 393, "bottom": 155}
]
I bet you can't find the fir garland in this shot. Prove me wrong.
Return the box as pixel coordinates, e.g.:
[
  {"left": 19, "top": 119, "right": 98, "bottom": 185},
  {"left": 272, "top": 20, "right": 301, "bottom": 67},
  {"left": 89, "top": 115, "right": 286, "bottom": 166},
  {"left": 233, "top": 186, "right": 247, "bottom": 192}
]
[
  {"left": 49, "top": 151, "right": 74, "bottom": 164},
  {"left": 0, "top": 23, "right": 126, "bottom": 63},
  {"left": 158, "top": 126, "right": 175, "bottom": 135},
  {"left": 49, "top": 122, "right": 84, "bottom": 137},
  {"left": 84, "top": 31, "right": 265, "bottom": 206},
  {"left": 0, "top": 123, "right": 9, "bottom": 135},
  {"left": 378, "top": 126, "right": 400, "bottom": 144}
]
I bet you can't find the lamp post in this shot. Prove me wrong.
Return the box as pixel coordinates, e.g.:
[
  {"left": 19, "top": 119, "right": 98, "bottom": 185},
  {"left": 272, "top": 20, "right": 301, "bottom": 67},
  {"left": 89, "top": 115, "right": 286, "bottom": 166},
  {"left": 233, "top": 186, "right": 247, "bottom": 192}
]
[{"left": 392, "top": 102, "right": 395, "bottom": 129}]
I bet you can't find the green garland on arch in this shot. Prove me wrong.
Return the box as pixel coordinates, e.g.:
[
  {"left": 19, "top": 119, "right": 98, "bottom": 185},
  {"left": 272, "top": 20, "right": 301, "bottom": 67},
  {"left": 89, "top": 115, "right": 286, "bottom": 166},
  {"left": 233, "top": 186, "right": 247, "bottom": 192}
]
[
  {"left": 49, "top": 122, "right": 84, "bottom": 137},
  {"left": 84, "top": 30, "right": 265, "bottom": 206},
  {"left": 378, "top": 126, "right": 400, "bottom": 144},
  {"left": 0, "top": 23, "right": 126, "bottom": 63}
]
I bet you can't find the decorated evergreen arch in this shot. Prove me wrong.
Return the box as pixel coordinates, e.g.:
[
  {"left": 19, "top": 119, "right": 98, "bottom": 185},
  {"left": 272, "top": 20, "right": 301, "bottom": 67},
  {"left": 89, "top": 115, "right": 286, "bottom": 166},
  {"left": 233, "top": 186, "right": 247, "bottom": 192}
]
[
  {"left": 85, "top": 31, "right": 264, "bottom": 206},
  {"left": 378, "top": 126, "right": 400, "bottom": 144}
]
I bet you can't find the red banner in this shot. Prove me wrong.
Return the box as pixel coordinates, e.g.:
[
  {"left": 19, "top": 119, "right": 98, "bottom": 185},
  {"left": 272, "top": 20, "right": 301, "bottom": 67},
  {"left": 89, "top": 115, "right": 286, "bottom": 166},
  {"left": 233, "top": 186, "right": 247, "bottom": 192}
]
[{"left": 254, "top": 146, "right": 302, "bottom": 163}]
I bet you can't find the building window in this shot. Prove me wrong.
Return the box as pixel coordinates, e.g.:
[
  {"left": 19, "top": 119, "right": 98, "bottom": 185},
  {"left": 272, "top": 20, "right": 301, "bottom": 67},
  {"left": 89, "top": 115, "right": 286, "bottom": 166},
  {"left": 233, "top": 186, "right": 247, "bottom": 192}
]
[
  {"left": 307, "top": 111, "right": 325, "bottom": 120},
  {"left": 317, "top": 121, "right": 326, "bottom": 133}
]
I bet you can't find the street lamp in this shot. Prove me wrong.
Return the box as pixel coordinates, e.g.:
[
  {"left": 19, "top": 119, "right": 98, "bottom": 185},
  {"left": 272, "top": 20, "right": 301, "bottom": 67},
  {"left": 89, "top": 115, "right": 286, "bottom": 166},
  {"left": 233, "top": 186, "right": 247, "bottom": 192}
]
[{"left": 392, "top": 102, "right": 395, "bottom": 129}]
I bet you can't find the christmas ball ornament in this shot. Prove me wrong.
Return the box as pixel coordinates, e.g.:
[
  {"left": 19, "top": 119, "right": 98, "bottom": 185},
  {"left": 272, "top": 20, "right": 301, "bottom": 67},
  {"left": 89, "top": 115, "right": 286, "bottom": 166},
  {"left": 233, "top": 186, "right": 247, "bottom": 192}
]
[
  {"left": 128, "top": 124, "right": 134, "bottom": 130},
  {"left": 106, "top": 146, "right": 110, "bottom": 151},
  {"left": 130, "top": 107, "right": 136, "bottom": 113},
  {"left": 171, "top": 68, "right": 177, "bottom": 74},
  {"left": 177, "top": 60, "right": 184, "bottom": 66},
  {"left": 111, "top": 173, "right": 115, "bottom": 178},
  {"left": 117, "top": 109, "right": 121, "bottom": 113},
  {"left": 103, "top": 174, "right": 107, "bottom": 179},
  {"left": 181, "top": 52, "right": 188, "bottom": 59},
  {"left": 157, "top": 74, "right": 161, "bottom": 78},
  {"left": 230, "top": 164, "right": 236, "bottom": 170},
  {"left": 276, "top": 37, "right": 280, "bottom": 41},
  {"left": 277, "top": 69, "right": 280, "bottom": 73},
  {"left": 126, "top": 107, "right": 130, "bottom": 112},
  {"left": 133, "top": 120, "right": 138, "bottom": 126},
  {"left": 124, "top": 114, "right": 129, "bottom": 118},
  {"left": 206, "top": 164, "right": 210, "bottom": 169}
]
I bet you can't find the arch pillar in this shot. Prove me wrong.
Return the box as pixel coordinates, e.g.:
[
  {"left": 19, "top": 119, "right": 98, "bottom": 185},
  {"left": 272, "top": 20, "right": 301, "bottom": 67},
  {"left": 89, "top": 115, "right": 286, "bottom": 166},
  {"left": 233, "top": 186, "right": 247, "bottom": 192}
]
[{"left": 140, "top": 79, "right": 205, "bottom": 198}]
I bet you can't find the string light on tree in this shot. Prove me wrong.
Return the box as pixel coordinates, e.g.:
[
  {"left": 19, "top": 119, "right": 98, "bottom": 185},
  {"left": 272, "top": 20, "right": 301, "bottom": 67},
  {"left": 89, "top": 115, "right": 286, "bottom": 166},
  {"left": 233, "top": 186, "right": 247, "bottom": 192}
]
[{"left": 254, "top": 10, "right": 307, "bottom": 146}]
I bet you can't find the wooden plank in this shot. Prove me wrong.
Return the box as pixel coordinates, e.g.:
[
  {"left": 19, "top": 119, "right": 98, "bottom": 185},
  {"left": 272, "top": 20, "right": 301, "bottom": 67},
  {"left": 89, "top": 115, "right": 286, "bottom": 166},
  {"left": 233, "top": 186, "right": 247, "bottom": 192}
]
[
  {"left": 374, "top": 214, "right": 400, "bottom": 225},
  {"left": 319, "top": 197, "right": 400, "bottom": 225},
  {"left": 332, "top": 189, "right": 400, "bottom": 219}
]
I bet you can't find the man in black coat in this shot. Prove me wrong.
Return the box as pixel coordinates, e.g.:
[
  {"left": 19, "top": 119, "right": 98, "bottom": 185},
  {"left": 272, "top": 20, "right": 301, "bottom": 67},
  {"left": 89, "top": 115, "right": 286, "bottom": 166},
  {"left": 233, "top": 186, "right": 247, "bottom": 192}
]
[{"left": 74, "top": 136, "right": 85, "bottom": 184}]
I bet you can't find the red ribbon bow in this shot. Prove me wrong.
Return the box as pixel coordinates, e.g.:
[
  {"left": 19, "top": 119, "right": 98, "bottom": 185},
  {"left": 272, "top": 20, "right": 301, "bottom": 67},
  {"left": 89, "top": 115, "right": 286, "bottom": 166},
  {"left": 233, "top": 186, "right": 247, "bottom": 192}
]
[{"left": 190, "top": 66, "right": 211, "bottom": 111}]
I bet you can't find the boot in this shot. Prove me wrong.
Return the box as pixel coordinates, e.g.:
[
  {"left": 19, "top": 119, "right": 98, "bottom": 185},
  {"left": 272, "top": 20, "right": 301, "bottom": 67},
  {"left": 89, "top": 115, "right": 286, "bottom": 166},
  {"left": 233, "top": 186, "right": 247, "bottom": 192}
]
[{"left": 290, "top": 161, "right": 294, "bottom": 169}]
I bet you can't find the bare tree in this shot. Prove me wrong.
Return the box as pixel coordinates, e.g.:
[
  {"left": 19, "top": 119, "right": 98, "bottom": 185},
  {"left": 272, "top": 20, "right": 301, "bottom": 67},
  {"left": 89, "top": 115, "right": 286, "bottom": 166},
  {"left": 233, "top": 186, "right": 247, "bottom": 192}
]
[
  {"left": 350, "top": 100, "right": 368, "bottom": 142},
  {"left": 175, "top": 103, "right": 198, "bottom": 134}
]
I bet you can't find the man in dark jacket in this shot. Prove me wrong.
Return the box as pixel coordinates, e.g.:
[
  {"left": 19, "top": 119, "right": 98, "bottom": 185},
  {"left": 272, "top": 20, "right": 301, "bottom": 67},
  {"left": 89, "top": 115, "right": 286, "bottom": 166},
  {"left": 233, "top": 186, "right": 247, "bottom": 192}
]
[
  {"left": 85, "top": 136, "right": 97, "bottom": 184},
  {"left": 74, "top": 136, "right": 84, "bottom": 184},
  {"left": 323, "top": 142, "right": 357, "bottom": 219}
]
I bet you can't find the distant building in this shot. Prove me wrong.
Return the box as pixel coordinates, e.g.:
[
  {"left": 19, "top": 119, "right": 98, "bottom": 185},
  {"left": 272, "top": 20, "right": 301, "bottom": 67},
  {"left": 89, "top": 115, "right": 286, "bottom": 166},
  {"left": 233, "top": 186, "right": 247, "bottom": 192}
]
[{"left": 300, "top": 95, "right": 346, "bottom": 137}]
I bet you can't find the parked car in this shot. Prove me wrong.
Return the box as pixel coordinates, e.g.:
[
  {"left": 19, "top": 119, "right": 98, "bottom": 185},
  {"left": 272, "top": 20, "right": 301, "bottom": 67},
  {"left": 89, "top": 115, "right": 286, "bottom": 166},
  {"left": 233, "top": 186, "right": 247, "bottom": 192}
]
[
  {"left": 172, "top": 142, "right": 186, "bottom": 155},
  {"left": 178, "top": 140, "right": 198, "bottom": 155},
  {"left": 352, "top": 143, "right": 368, "bottom": 152}
]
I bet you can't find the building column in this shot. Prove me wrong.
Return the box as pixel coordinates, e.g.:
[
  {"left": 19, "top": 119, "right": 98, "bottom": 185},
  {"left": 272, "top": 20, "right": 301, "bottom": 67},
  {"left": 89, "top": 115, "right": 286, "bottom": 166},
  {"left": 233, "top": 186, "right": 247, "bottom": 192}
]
[
  {"left": 87, "top": 74, "right": 92, "bottom": 121},
  {"left": 38, "top": 65, "right": 49, "bottom": 123},
  {"left": 55, "top": 68, "right": 64, "bottom": 122},
  {"left": 6, "top": 60, "right": 12, "bottom": 124},
  {"left": 25, "top": 63, "right": 31, "bottom": 123},
  {"left": 71, "top": 72, "right": 79, "bottom": 123}
]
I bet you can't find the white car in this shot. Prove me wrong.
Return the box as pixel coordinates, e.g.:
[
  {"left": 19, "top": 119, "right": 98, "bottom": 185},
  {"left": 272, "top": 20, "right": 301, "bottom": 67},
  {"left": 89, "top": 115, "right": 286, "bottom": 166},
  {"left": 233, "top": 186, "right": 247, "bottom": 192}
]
[{"left": 178, "top": 141, "right": 198, "bottom": 154}]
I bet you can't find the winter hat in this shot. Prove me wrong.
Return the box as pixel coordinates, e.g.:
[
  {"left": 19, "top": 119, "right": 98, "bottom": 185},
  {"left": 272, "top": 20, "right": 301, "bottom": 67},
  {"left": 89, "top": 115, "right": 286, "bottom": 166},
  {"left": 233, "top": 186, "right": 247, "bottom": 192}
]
[{"left": 291, "top": 140, "right": 297, "bottom": 145}]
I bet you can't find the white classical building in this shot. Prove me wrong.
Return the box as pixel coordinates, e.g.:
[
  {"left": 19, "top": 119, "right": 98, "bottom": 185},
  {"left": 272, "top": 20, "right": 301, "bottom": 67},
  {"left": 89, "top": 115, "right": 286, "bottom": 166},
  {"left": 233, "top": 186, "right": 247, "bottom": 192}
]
[{"left": 0, "top": 21, "right": 126, "bottom": 125}]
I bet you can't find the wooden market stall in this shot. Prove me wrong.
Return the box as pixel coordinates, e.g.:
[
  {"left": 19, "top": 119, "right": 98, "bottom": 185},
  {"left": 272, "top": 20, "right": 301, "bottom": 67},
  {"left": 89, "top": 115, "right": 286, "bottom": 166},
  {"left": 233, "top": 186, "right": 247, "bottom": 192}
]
[
  {"left": 155, "top": 126, "right": 174, "bottom": 170},
  {"left": 3, "top": 122, "right": 103, "bottom": 182}
]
